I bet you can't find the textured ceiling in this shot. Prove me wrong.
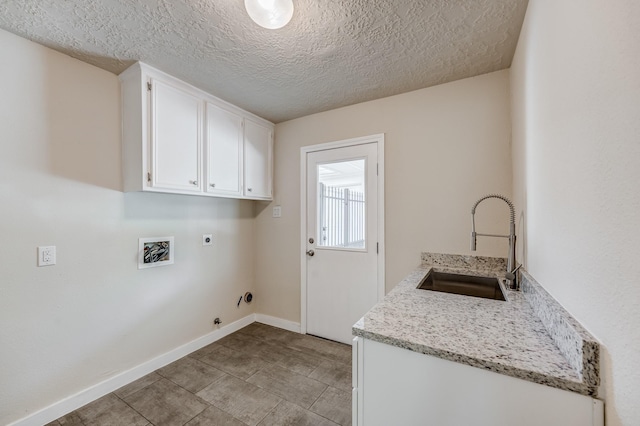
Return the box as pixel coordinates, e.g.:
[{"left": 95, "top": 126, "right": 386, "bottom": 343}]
[{"left": 0, "top": 0, "right": 528, "bottom": 123}]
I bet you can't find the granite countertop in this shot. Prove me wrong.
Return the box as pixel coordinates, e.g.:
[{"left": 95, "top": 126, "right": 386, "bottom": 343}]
[{"left": 352, "top": 253, "right": 600, "bottom": 396}]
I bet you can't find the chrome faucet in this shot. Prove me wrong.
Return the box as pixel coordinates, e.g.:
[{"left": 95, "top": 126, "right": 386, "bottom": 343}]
[{"left": 470, "top": 194, "right": 519, "bottom": 290}]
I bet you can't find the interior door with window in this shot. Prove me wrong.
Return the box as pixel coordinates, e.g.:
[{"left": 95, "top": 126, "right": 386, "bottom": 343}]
[{"left": 305, "top": 142, "right": 379, "bottom": 344}]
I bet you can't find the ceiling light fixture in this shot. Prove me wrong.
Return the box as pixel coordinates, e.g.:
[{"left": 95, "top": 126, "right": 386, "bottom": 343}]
[{"left": 244, "top": 0, "right": 294, "bottom": 29}]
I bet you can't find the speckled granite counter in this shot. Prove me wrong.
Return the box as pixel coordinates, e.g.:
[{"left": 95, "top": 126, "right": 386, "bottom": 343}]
[{"left": 352, "top": 253, "right": 600, "bottom": 396}]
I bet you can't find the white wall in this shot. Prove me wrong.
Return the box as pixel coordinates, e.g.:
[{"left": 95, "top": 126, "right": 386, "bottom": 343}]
[
  {"left": 510, "top": 1, "right": 640, "bottom": 424},
  {"left": 0, "top": 29, "right": 256, "bottom": 424},
  {"left": 255, "top": 70, "right": 513, "bottom": 322}
]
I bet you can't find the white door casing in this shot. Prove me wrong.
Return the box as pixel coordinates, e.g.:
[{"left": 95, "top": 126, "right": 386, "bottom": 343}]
[{"left": 301, "top": 134, "right": 385, "bottom": 344}]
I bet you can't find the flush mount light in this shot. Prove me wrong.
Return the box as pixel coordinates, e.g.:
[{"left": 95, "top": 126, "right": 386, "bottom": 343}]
[{"left": 245, "top": 0, "right": 294, "bottom": 29}]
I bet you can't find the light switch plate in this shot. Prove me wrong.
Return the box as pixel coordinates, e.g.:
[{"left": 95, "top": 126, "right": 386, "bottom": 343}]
[
  {"left": 272, "top": 205, "right": 282, "bottom": 218},
  {"left": 203, "top": 234, "right": 213, "bottom": 246},
  {"left": 38, "top": 246, "right": 56, "bottom": 266}
]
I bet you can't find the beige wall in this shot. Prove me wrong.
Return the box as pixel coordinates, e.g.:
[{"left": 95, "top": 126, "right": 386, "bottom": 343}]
[
  {"left": 0, "top": 29, "right": 257, "bottom": 424},
  {"left": 510, "top": 1, "right": 640, "bottom": 424},
  {"left": 255, "top": 70, "right": 513, "bottom": 323}
]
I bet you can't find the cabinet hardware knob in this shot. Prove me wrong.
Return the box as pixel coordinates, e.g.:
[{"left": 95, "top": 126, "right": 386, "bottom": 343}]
[
  {"left": 190, "top": 180, "right": 198, "bottom": 186},
  {"left": 247, "top": 188, "right": 253, "bottom": 192},
  {"left": 210, "top": 183, "right": 216, "bottom": 188}
]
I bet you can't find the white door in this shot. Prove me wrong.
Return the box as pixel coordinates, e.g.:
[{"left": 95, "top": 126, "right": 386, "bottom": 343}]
[
  {"left": 149, "top": 78, "right": 202, "bottom": 192},
  {"left": 305, "top": 142, "right": 379, "bottom": 344},
  {"left": 205, "top": 102, "right": 243, "bottom": 197},
  {"left": 244, "top": 119, "right": 273, "bottom": 199}
]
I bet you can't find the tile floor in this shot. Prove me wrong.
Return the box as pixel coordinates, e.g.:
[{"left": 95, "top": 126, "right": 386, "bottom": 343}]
[{"left": 47, "top": 323, "right": 352, "bottom": 426}]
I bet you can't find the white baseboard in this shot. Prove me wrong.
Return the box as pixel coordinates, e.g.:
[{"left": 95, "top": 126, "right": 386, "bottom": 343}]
[
  {"left": 10, "top": 314, "right": 256, "bottom": 426},
  {"left": 255, "top": 313, "right": 301, "bottom": 333}
]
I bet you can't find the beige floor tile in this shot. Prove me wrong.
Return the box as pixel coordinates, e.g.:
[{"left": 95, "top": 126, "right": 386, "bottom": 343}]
[
  {"left": 289, "top": 336, "right": 352, "bottom": 364},
  {"left": 56, "top": 411, "right": 84, "bottom": 425},
  {"left": 52, "top": 324, "right": 354, "bottom": 426},
  {"left": 157, "top": 356, "right": 226, "bottom": 393},
  {"left": 197, "top": 374, "right": 281, "bottom": 426},
  {"left": 123, "top": 378, "right": 208, "bottom": 426},
  {"left": 272, "top": 344, "right": 327, "bottom": 377},
  {"left": 222, "top": 332, "right": 325, "bottom": 376},
  {"left": 217, "top": 332, "right": 284, "bottom": 364},
  {"left": 309, "top": 360, "right": 352, "bottom": 392},
  {"left": 257, "top": 400, "right": 338, "bottom": 426},
  {"left": 246, "top": 364, "right": 327, "bottom": 409},
  {"left": 76, "top": 393, "right": 150, "bottom": 426},
  {"left": 185, "top": 406, "right": 246, "bottom": 426},
  {"left": 310, "top": 386, "right": 352, "bottom": 426},
  {"left": 196, "top": 344, "right": 271, "bottom": 380},
  {"left": 241, "top": 323, "right": 306, "bottom": 346},
  {"left": 189, "top": 342, "right": 221, "bottom": 360},
  {"left": 236, "top": 322, "right": 269, "bottom": 337},
  {"left": 113, "top": 372, "right": 162, "bottom": 399}
]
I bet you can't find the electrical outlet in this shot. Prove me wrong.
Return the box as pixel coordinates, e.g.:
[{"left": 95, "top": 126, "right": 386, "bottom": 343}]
[
  {"left": 272, "top": 205, "right": 282, "bottom": 218},
  {"left": 38, "top": 246, "right": 56, "bottom": 266},
  {"left": 203, "top": 234, "right": 213, "bottom": 246}
]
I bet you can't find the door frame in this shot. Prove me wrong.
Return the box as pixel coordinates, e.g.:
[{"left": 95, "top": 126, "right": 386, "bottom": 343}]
[{"left": 300, "top": 133, "right": 385, "bottom": 335}]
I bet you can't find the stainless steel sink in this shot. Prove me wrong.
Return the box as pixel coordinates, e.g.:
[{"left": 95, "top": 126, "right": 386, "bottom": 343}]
[{"left": 417, "top": 270, "right": 506, "bottom": 301}]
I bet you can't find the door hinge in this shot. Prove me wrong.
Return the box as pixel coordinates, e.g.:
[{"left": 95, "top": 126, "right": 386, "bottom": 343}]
[
  {"left": 147, "top": 81, "right": 152, "bottom": 91},
  {"left": 376, "top": 242, "right": 379, "bottom": 254},
  {"left": 376, "top": 163, "right": 379, "bottom": 176},
  {"left": 147, "top": 172, "right": 151, "bottom": 183}
]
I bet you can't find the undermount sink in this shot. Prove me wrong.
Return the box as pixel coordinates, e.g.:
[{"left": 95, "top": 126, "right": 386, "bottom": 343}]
[{"left": 417, "top": 270, "right": 506, "bottom": 301}]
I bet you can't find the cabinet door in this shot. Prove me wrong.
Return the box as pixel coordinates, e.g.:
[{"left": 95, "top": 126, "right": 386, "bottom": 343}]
[
  {"left": 205, "top": 103, "right": 243, "bottom": 196},
  {"left": 243, "top": 119, "right": 273, "bottom": 199},
  {"left": 362, "top": 339, "right": 599, "bottom": 426},
  {"left": 149, "top": 78, "right": 202, "bottom": 192}
]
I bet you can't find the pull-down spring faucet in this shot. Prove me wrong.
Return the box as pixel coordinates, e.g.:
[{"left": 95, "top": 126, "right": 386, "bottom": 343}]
[{"left": 470, "top": 194, "right": 519, "bottom": 290}]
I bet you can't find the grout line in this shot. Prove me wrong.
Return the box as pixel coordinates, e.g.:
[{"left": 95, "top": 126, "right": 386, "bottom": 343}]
[
  {"left": 308, "top": 385, "right": 329, "bottom": 410},
  {"left": 113, "top": 392, "right": 155, "bottom": 426},
  {"left": 254, "top": 399, "right": 284, "bottom": 426}
]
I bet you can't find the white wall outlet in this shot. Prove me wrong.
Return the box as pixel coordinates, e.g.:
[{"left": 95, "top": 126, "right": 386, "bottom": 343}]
[
  {"left": 272, "top": 205, "right": 282, "bottom": 218},
  {"left": 202, "top": 234, "right": 213, "bottom": 246},
  {"left": 38, "top": 246, "right": 56, "bottom": 266}
]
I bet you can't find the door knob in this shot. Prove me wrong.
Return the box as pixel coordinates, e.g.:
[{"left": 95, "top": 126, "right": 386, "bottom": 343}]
[{"left": 306, "top": 250, "right": 315, "bottom": 257}]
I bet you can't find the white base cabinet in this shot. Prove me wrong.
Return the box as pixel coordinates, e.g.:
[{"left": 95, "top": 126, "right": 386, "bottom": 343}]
[
  {"left": 352, "top": 337, "right": 604, "bottom": 426},
  {"left": 120, "top": 62, "right": 273, "bottom": 200}
]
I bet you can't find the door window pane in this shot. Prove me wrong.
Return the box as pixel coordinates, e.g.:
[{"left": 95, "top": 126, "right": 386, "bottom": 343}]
[{"left": 317, "top": 159, "right": 365, "bottom": 249}]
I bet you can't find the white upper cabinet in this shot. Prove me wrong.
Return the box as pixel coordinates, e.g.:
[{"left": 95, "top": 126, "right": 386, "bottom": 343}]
[
  {"left": 150, "top": 78, "right": 203, "bottom": 193},
  {"left": 205, "top": 103, "right": 243, "bottom": 197},
  {"left": 244, "top": 119, "right": 273, "bottom": 199},
  {"left": 119, "top": 62, "right": 274, "bottom": 200}
]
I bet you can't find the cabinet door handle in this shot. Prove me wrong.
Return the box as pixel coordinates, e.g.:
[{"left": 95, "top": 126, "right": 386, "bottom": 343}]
[
  {"left": 210, "top": 183, "right": 216, "bottom": 188},
  {"left": 190, "top": 180, "right": 198, "bottom": 186},
  {"left": 247, "top": 188, "right": 253, "bottom": 192}
]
